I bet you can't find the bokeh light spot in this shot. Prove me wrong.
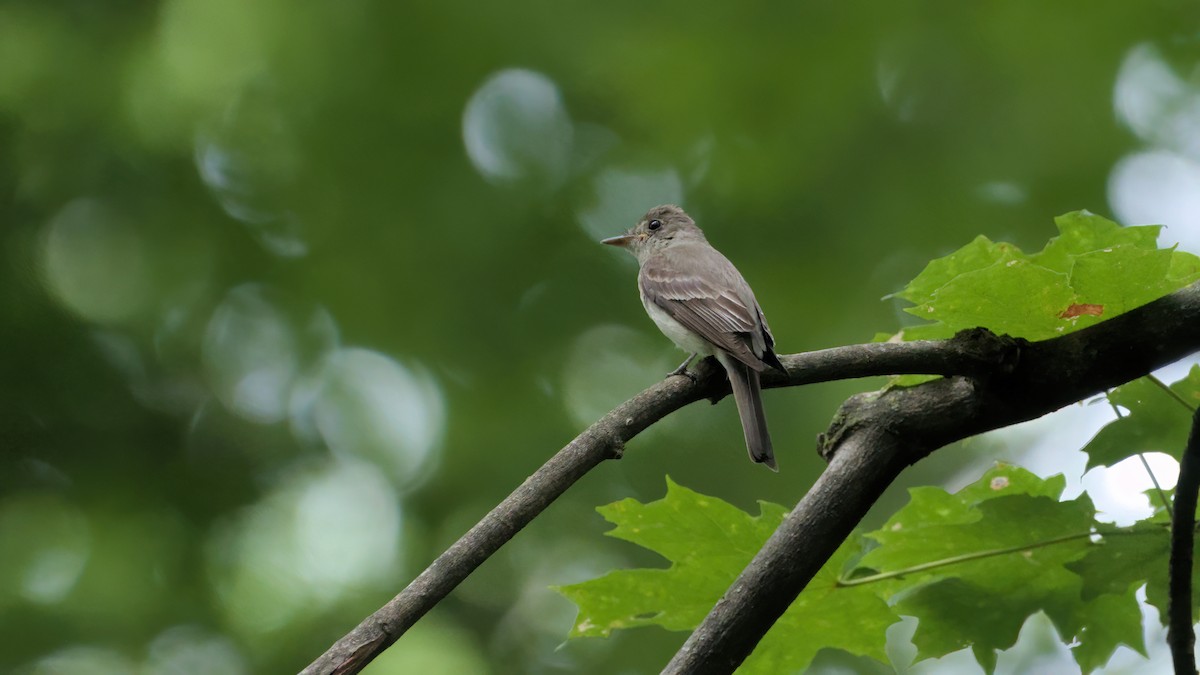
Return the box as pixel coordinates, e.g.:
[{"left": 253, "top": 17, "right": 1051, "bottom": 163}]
[
  {"left": 311, "top": 348, "right": 446, "bottom": 487},
  {"left": 194, "top": 85, "right": 308, "bottom": 258},
  {"left": 144, "top": 625, "right": 249, "bottom": 675},
  {"left": 203, "top": 285, "right": 298, "bottom": 423},
  {"left": 41, "top": 199, "right": 151, "bottom": 324},
  {"left": 562, "top": 324, "right": 673, "bottom": 428},
  {"left": 462, "top": 68, "right": 574, "bottom": 187},
  {"left": 975, "top": 181, "right": 1028, "bottom": 206},
  {"left": 208, "top": 458, "right": 401, "bottom": 638},
  {"left": 1113, "top": 43, "right": 1200, "bottom": 157},
  {"left": 1108, "top": 150, "right": 1200, "bottom": 251},
  {"left": 23, "top": 646, "right": 135, "bottom": 675},
  {"left": 0, "top": 493, "right": 89, "bottom": 608},
  {"left": 202, "top": 284, "right": 338, "bottom": 425},
  {"left": 576, "top": 167, "right": 684, "bottom": 241}
]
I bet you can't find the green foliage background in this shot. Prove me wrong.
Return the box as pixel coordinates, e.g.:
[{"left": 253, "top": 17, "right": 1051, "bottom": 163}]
[{"left": 2, "top": 1, "right": 1199, "bottom": 673}]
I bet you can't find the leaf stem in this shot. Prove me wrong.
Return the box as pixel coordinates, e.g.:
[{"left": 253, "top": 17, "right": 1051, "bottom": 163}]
[
  {"left": 837, "top": 526, "right": 1162, "bottom": 587},
  {"left": 1138, "top": 452, "right": 1173, "bottom": 516},
  {"left": 1106, "top": 392, "right": 1172, "bottom": 516},
  {"left": 1148, "top": 374, "right": 1197, "bottom": 413}
]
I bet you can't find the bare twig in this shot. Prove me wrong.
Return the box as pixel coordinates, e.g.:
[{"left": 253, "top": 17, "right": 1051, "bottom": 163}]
[
  {"left": 666, "top": 281, "right": 1200, "bottom": 673},
  {"left": 1169, "top": 407, "right": 1200, "bottom": 675},
  {"left": 300, "top": 330, "right": 1017, "bottom": 674}
]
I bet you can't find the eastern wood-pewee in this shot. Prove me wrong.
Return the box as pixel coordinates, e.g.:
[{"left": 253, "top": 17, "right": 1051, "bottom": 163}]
[{"left": 602, "top": 204, "right": 785, "bottom": 471}]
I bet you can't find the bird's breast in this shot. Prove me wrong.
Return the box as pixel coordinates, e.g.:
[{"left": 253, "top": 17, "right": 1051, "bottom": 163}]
[{"left": 639, "top": 293, "right": 715, "bottom": 356}]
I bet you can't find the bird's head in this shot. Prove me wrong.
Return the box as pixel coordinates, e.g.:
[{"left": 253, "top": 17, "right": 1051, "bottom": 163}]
[{"left": 601, "top": 204, "right": 705, "bottom": 260}]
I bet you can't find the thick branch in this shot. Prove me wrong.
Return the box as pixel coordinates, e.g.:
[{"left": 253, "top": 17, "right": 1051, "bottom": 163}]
[
  {"left": 666, "top": 281, "right": 1200, "bottom": 673},
  {"left": 301, "top": 326, "right": 1015, "bottom": 673},
  {"left": 1170, "top": 407, "right": 1200, "bottom": 675}
]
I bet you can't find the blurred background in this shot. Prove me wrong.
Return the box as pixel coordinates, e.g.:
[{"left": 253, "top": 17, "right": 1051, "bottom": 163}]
[{"left": 3, "top": 2, "right": 1200, "bottom": 673}]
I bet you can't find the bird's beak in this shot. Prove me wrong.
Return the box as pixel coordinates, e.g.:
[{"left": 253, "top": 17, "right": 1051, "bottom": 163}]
[{"left": 601, "top": 233, "right": 637, "bottom": 248}]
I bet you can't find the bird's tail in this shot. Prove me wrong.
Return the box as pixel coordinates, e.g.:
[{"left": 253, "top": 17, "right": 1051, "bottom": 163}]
[{"left": 717, "top": 353, "right": 777, "bottom": 471}]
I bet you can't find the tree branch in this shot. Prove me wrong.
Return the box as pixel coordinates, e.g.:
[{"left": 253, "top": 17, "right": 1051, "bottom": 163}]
[
  {"left": 1170, "top": 407, "right": 1200, "bottom": 675},
  {"left": 305, "top": 282, "right": 1200, "bottom": 675},
  {"left": 665, "top": 281, "right": 1200, "bottom": 673},
  {"left": 300, "top": 327, "right": 1017, "bottom": 673}
]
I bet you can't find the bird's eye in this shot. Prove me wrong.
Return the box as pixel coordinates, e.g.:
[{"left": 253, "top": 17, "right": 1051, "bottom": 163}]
[{"left": 648, "top": 219, "right": 662, "bottom": 231}]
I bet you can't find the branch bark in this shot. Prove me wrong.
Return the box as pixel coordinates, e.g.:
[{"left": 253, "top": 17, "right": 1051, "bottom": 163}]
[
  {"left": 1170, "top": 407, "right": 1200, "bottom": 675},
  {"left": 666, "top": 281, "right": 1200, "bottom": 673},
  {"left": 300, "top": 330, "right": 1017, "bottom": 673}
]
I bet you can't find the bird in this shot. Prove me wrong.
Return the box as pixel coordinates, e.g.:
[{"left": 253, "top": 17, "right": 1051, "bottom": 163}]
[{"left": 602, "top": 204, "right": 786, "bottom": 470}]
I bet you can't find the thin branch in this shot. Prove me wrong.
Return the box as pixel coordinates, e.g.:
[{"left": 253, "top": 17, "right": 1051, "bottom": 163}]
[
  {"left": 300, "top": 328, "right": 1016, "bottom": 674},
  {"left": 1169, "top": 406, "right": 1200, "bottom": 675},
  {"left": 665, "top": 281, "right": 1200, "bottom": 674}
]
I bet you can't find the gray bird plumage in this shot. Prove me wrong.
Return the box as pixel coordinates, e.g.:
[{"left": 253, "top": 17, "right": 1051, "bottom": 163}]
[{"left": 602, "top": 204, "right": 785, "bottom": 470}]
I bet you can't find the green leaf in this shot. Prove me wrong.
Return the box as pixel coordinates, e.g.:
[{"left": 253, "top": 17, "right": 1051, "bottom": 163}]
[
  {"left": 854, "top": 464, "right": 1142, "bottom": 674},
  {"left": 1064, "top": 520, "right": 1200, "bottom": 633},
  {"left": 556, "top": 478, "right": 787, "bottom": 636},
  {"left": 906, "top": 260, "right": 1074, "bottom": 340},
  {"left": 555, "top": 478, "right": 898, "bottom": 673},
  {"left": 1069, "top": 589, "right": 1146, "bottom": 672},
  {"left": 897, "top": 578, "right": 1144, "bottom": 674},
  {"left": 890, "top": 210, "right": 1199, "bottom": 340},
  {"left": 1067, "top": 526, "right": 1167, "bottom": 602},
  {"left": 1064, "top": 246, "right": 1175, "bottom": 331},
  {"left": 1145, "top": 486, "right": 1174, "bottom": 521},
  {"left": 896, "top": 236, "right": 1020, "bottom": 304},
  {"left": 1167, "top": 248, "right": 1200, "bottom": 284},
  {"left": 1081, "top": 367, "right": 1200, "bottom": 469},
  {"left": 1030, "top": 211, "right": 1160, "bottom": 273},
  {"left": 862, "top": 465, "right": 1066, "bottom": 545}
]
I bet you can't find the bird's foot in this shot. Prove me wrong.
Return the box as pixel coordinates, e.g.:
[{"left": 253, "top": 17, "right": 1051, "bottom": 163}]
[{"left": 667, "top": 354, "right": 699, "bottom": 382}]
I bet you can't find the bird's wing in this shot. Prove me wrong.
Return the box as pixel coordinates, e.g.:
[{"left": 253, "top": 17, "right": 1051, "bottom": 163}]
[
  {"left": 755, "top": 305, "right": 786, "bottom": 373},
  {"left": 639, "top": 246, "right": 777, "bottom": 372}
]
